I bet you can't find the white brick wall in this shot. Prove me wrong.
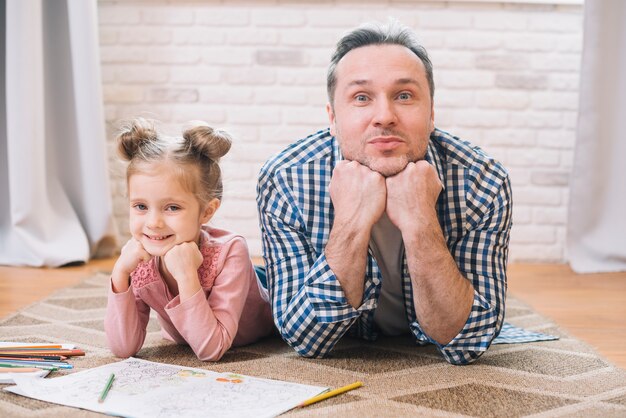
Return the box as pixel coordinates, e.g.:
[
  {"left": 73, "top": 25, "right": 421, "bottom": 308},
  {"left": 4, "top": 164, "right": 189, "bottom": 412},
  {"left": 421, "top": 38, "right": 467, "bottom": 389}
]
[{"left": 99, "top": 0, "right": 583, "bottom": 262}]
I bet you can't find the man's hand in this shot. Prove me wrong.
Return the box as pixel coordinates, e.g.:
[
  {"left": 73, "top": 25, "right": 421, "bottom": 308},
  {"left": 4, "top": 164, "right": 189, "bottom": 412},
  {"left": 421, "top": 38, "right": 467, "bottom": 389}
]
[
  {"left": 385, "top": 161, "right": 442, "bottom": 234},
  {"left": 330, "top": 160, "right": 386, "bottom": 229},
  {"left": 111, "top": 238, "right": 151, "bottom": 293},
  {"left": 325, "top": 160, "right": 386, "bottom": 308},
  {"left": 162, "top": 242, "right": 203, "bottom": 301},
  {"left": 387, "top": 162, "right": 473, "bottom": 345}
]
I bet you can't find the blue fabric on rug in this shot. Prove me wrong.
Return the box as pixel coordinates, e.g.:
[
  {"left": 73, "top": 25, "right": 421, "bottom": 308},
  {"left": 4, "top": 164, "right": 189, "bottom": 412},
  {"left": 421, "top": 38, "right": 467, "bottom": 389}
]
[
  {"left": 492, "top": 322, "right": 559, "bottom": 344},
  {"left": 254, "top": 265, "right": 267, "bottom": 288}
]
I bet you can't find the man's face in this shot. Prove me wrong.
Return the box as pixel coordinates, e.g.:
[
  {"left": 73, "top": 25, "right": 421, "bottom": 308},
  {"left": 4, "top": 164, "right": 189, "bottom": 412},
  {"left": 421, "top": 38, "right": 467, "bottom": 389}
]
[{"left": 327, "top": 44, "right": 435, "bottom": 177}]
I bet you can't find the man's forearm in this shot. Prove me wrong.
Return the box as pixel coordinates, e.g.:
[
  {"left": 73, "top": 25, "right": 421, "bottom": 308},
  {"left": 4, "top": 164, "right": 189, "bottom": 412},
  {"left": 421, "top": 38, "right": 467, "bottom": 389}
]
[
  {"left": 325, "top": 218, "right": 371, "bottom": 308},
  {"left": 402, "top": 215, "right": 474, "bottom": 345}
]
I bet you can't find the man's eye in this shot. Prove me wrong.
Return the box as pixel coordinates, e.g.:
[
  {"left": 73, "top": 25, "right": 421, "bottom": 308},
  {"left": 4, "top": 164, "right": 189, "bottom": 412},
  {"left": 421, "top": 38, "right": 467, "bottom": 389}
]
[
  {"left": 355, "top": 94, "right": 369, "bottom": 102},
  {"left": 398, "top": 92, "right": 411, "bottom": 100}
]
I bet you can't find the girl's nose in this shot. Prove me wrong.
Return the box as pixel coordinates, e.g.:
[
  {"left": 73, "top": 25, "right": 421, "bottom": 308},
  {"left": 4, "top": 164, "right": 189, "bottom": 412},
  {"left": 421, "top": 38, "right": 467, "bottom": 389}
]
[{"left": 146, "top": 211, "right": 164, "bottom": 229}]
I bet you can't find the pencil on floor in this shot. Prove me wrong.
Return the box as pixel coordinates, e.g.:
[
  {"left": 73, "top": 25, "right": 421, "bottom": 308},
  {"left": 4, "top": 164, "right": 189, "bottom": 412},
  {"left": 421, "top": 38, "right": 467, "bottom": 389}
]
[
  {"left": 98, "top": 373, "right": 115, "bottom": 403},
  {"left": 0, "top": 367, "right": 44, "bottom": 373},
  {"left": 299, "top": 381, "right": 363, "bottom": 407}
]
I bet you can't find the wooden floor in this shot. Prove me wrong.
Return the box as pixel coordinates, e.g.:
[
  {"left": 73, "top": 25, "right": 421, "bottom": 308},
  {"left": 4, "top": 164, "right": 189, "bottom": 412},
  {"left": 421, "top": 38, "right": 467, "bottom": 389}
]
[{"left": 1, "top": 259, "right": 624, "bottom": 369}]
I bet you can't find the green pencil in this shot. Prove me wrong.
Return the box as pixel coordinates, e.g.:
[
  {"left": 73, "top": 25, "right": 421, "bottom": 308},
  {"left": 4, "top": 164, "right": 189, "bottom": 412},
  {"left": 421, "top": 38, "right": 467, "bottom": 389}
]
[
  {"left": 98, "top": 373, "right": 115, "bottom": 403},
  {"left": 0, "top": 362, "right": 58, "bottom": 371}
]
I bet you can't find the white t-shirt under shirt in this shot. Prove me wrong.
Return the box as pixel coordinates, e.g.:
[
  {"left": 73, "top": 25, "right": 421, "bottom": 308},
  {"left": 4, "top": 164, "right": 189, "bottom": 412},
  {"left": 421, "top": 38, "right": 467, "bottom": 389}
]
[{"left": 370, "top": 213, "right": 410, "bottom": 336}]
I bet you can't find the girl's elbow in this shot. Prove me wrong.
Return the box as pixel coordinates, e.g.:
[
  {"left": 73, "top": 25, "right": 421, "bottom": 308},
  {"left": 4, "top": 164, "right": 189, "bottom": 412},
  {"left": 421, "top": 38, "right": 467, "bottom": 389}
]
[
  {"left": 195, "top": 345, "right": 229, "bottom": 362},
  {"left": 109, "top": 344, "right": 139, "bottom": 359}
]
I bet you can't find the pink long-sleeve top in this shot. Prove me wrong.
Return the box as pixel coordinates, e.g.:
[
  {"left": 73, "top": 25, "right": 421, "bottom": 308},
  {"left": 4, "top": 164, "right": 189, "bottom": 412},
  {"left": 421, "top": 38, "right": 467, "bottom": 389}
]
[{"left": 104, "top": 226, "right": 274, "bottom": 361}]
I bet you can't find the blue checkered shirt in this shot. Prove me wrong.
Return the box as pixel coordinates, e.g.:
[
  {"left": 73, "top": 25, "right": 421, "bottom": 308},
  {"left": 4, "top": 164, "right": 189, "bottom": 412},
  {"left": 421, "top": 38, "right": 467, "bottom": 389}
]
[{"left": 256, "top": 128, "right": 512, "bottom": 365}]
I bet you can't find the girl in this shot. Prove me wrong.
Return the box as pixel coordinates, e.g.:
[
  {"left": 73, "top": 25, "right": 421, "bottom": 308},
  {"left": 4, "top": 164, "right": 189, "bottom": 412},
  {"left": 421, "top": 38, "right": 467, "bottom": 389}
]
[{"left": 104, "top": 118, "right": 274, "bottom": 361}]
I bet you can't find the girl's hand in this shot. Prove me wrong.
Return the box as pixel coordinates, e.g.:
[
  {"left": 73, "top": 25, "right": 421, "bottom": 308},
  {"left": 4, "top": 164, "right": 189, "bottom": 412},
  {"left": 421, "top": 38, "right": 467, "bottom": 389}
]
[
  {"left": 111, "top": 238, "right": 151, "bottom": 293},
  {"left": 162, "top": 242, "right": 203, "bottom": 284}
]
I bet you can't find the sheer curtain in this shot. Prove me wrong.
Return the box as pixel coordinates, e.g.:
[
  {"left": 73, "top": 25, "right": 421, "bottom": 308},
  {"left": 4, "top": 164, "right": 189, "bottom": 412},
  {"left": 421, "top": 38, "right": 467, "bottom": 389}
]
[
  {"left": 568, "top": 0, "right": 626, "bottom": 273},
  {"left": 0, "top": 0, "right": 117, "bottom": 267}
]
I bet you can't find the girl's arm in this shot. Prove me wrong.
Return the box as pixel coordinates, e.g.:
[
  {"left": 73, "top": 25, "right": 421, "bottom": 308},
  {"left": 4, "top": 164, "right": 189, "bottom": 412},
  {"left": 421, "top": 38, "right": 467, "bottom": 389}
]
[
  {"left": 104, "top": 238, "right": 152, "bottom": 358},
  {"left": 104, "top": 280, "right": 151, "bottom": 358},
  {"left": 164, "top": 237, "right": 253, "bottom": 361}
]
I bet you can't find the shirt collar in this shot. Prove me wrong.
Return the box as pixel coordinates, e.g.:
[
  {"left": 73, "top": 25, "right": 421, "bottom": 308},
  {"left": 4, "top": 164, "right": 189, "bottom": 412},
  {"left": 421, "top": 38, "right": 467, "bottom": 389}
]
[{"left": 425, "top": 131, "right": 446, "bottom": 190}]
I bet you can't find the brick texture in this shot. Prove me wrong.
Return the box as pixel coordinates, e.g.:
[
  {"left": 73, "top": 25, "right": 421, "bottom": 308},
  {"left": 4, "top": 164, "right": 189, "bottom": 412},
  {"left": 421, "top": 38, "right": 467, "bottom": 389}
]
[{"left": 99, "top": 0, "right": 583, "bottom": 262}]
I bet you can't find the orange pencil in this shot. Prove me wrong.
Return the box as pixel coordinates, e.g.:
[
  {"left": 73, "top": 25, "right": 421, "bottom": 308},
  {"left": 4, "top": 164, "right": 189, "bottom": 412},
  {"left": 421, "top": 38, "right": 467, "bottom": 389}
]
[
  {"left": 0, "top": 345, "right": 63, "bottom": 350},
  {"left": 0, "top": 367, "right": 44, "bottom": 373}
]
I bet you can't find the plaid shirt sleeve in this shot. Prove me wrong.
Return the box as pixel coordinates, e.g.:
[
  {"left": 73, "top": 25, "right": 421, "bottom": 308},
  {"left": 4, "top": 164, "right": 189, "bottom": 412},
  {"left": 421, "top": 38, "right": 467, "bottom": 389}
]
[
  {"left": 256, "top": 170, "right": 379, "bottom": 358},
  {"left": 416, "top": 133, "right": 512, "bottom": 365}
]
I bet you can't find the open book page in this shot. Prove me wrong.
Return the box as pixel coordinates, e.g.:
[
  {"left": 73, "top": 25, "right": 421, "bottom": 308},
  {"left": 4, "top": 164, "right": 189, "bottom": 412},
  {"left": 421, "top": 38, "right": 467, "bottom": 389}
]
[{"left": 4, "top": 358, "right": 328, "bottom": 418}]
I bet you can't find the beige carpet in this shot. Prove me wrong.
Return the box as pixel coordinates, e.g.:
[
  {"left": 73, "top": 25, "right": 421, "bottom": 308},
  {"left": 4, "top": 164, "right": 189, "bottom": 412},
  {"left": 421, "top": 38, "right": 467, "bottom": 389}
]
[{"left": 1, "top": 272, "right": 625, "bottom": 417}]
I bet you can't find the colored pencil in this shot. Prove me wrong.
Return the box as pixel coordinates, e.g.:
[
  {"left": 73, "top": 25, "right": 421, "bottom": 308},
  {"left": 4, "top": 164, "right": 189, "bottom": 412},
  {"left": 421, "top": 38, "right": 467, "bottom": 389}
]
[
  {"left": 0, "top": 359, "right": 71, "bottom": 369},
  {"left": 0, "top": 363, "right": 58, "bottom": 371},
  {"left": 0, "top": 345, "right": 63, "bottom": 350},
  {"left": 0, "top": 367, "right": 44, "bottom": 373},
  {"left": 0, "top": 349, "right": 84, "bottom": 357},
  {"left": 98, "top": 373, "right": 115, "bottom": 403},
  {"left": 0, "top": 354, "right": 67, "bottom": 361},
  {"left": 299, "top": 381, "right": 363, "bottom": 407}
]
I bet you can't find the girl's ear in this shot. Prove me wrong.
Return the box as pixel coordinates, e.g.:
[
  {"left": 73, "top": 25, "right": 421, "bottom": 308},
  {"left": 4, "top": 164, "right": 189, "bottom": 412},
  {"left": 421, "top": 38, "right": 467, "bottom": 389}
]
[{"left": 201, "top": 198, "right": 220, "bottom": 224}]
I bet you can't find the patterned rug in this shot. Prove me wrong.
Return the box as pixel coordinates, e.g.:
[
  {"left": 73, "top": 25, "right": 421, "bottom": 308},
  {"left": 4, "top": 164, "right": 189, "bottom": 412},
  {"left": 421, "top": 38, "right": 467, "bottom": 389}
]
[{"left": 1, "top": 272, "right": 625, "bottom": 417}]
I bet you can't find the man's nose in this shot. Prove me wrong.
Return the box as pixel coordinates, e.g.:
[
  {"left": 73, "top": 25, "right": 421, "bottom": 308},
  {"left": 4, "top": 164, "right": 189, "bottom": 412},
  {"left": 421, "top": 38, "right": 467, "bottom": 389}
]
[{"left": 372, "top": 98, "right": 398, "bottom": 128}]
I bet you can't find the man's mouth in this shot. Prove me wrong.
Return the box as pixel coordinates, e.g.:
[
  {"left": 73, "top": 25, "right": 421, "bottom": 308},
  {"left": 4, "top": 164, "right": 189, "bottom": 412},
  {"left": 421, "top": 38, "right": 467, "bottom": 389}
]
[{"left": 368, "top": 136, "right": 404, "bottom": 150}]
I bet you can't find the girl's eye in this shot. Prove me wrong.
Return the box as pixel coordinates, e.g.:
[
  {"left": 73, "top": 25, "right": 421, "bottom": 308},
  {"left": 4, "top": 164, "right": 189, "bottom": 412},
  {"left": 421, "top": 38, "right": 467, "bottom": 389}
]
[
  {"left": 166, "top": 205, "right": 181, "bottom": 212},
  {"left": 134, "top": 204, "right": 147, "bottom": 211}
]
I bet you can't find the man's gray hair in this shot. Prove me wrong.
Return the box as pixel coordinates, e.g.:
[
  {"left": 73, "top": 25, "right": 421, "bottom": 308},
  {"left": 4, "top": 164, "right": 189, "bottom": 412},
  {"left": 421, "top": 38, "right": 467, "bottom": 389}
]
[{"left": 326, "top": 20, "right": 434, "bottom": 105}]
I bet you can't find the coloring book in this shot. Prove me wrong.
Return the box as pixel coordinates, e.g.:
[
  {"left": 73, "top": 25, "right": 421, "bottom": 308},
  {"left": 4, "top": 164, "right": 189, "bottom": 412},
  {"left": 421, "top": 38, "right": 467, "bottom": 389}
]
[{"left": 4, "top": 357, "right": 328, "bottom": 418}]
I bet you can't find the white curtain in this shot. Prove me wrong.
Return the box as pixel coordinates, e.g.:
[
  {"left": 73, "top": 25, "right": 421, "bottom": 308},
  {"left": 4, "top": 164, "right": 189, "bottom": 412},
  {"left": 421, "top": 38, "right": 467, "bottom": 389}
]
[
  {"left": 568, "top": 0, "right": 626, "bottom": 273},
  {"left": 0, "top": 0, "right": 117, "bottom": 267}
]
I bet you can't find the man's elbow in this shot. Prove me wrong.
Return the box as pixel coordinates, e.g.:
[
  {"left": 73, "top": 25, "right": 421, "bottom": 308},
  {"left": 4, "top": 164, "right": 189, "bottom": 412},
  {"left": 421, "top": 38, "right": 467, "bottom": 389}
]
[
  {"left": 441, "top": 349, "right": 485, "bottom": 366},
  {"left": 278, "top": 329, "right": 330, "bottom": 359}
]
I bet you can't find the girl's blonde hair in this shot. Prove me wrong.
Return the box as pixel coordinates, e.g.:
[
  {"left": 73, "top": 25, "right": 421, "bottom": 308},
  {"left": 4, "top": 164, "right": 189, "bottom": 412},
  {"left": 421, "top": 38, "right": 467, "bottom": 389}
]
[{"left": 116, "top": 118, "right": 232, "bottom": 206}]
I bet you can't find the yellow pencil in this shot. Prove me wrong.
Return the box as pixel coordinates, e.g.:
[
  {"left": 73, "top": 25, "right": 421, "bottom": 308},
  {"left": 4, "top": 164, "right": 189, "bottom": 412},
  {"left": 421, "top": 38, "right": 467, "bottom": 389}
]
[{"left": 300, "top": 381, "right": 363, "bottom": 407}]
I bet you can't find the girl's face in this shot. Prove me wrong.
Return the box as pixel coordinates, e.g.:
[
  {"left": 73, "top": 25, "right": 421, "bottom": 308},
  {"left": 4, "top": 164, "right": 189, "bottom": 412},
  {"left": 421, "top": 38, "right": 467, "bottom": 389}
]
[{"left": 127, "top": 162, "right": 217, "bottom": 257}]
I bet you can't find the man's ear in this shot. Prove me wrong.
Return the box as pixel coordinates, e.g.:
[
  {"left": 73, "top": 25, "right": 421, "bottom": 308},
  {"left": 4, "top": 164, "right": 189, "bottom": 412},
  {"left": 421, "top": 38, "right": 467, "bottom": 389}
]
[
  {"left": 429, "top": 101, "right": 435, "bottom": 133},
  {"left": 201, "top": 198, "right": 220, "bottom": 224},
  {"left": 326, "top": 102, "right": 337, "bottom": 136}
]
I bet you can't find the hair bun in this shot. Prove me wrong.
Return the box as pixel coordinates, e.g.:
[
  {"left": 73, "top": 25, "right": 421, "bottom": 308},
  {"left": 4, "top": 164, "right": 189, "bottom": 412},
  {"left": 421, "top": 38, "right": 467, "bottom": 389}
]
[
  {"left": 182, "top": 121, "right": 232, "bottom": 161},
  {"left": 117, "top": 118, "right": 159, "bottom": 161}
]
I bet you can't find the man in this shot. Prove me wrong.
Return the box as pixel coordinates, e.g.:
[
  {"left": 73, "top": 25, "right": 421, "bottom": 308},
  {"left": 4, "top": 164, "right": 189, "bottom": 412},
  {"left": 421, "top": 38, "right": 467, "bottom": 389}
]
[{"left": 256, "top": 21, "right": 512, "bottom": 365}]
